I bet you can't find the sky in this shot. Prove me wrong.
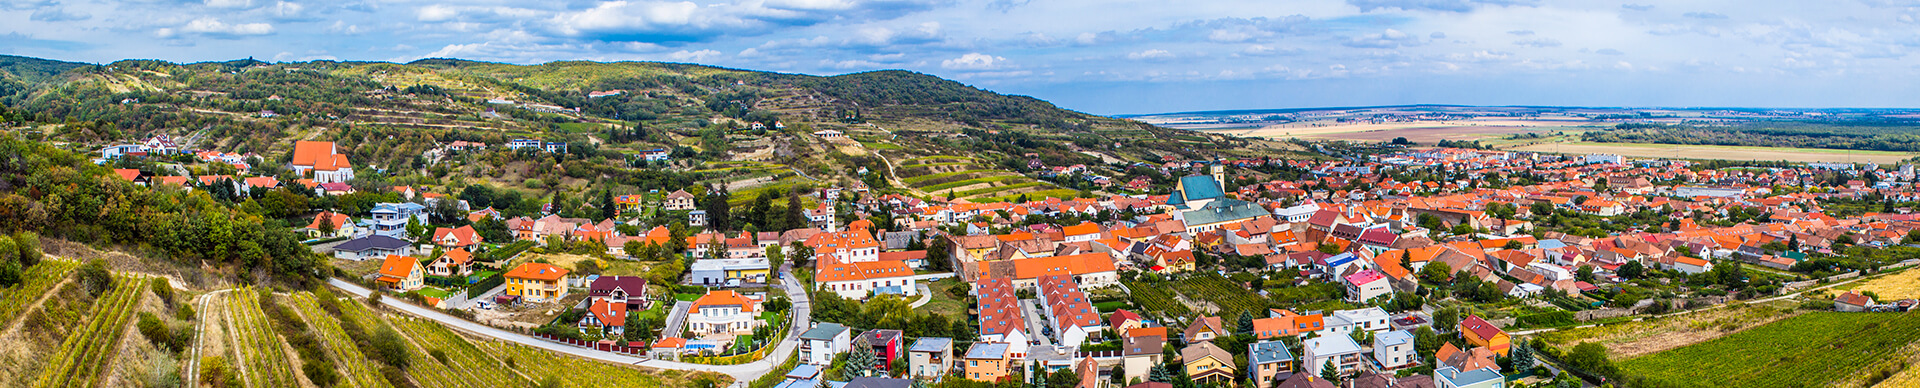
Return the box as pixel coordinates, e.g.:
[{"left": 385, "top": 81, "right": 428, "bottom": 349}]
[{"left": 3, "top": 0, "right": 1919, "bottom": 115}]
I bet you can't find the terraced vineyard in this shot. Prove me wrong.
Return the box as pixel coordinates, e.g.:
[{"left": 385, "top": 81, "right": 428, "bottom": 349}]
[
  {"left": 226, "top": 289, "right": 300, "bottom": 388},
  {"left": 390, "top": 317, "right": 531, "bottom": 387},
  {"left": 1120, "top": 278, "right": 1192, "bottom": 317},
  {"left": 0, "top": 259, "right": 79, "bottom": 325},
  {"left": 1619, "top": 312, "right": 1920, "bottom": 388},
  {"left": 288, "top": 293, "right": 391, "bottom": 388},
  {"left": 485, "top": 342, "right": 726, "bottom": 388},
  {"left": 894, "top": 156, "right": 1061, "bottom": 202},
  {"left": 30, "top": 274, "right": 146, "bottom": 388}
]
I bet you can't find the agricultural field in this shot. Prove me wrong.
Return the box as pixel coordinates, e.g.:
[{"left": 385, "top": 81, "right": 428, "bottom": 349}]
[
  {"left": 1510, "top": 141, "right": 1919, "bottom": 164},
  {"left": 288, "top": 293, "right": 390, "bottom": 388},
  {"left": 1847, "top": 268, "right": 1920, "bottom": 300},
  {"left": 1167, "top": 273, "right": 1271, "bottom": 319},
  {"left": 1532, "top": 301, "right": 1799, "bottom": 359},
  {"left": 390, "top": 316, "right": 532, "bottom": 387},
  {"left": 29, "top": 274, "right": 147, "bottom": 388},
  {"left": 225, "top": 289, "right": 302, "bottom": 388},
  {"left": 1617, "top": 312, "right": 1920, "bottom": 388},
  {"left": 892, "top": 156, "right": 1060, "bottom": 202},
  {"left": 483, "top": 341, "right": 731, "bottom": 388},
  {"left": 0, "top": 259, "right": 79, "bottom": 325},
  {"left": 1120, "top": 278, "right": 1192, "bottom": 318}
]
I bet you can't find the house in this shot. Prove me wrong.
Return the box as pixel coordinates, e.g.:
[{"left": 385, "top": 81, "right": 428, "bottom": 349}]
[
  {"left": 1434, "top": 342, "right": 1500, "bottom": 373},
  {"left": 579, "top": 299, "right": 628, "bottom": 337},
  {"left": 687, "top": 290, "right": 763, "bottom": 336},
  {"left": 800, "top": 323, "right": 852, "bottom": 365},
  {"left": 433, "top": 226, "right": 483, "bottom": 250},
  {"left": 1120, "top": 334, "right": 1165, "bottom": 383},
  {"left": 1374, "top": 330, "right": 1418, "bottom": 370},
  {"left": 1303, "top": 335, "right": 1365, "bottom": 378},
  {"left": 1434, "top": 366, "right": 1504, "bottom": 388},
  {"left": 331, "top": 234, "right": 414, "bottom": 261},
  {"left": 665, "top": 190, "right": 697, "bottom": 211},
  {"left": 857, "top": 329, "right": 905, "bottom": 373},
  {"left": 1184, "top": 316, "right": 1229, "bottom": 343},
  {"left": 691, "top": 258, "right": 773, "bottom": 287},
  {"left": 1248, "top": 340, "right": 1296, "bottom": 387},
  {"left": 1672, "top": 256, "right": 1714, "bottom": 274},
  {"left": 815, "top": 260, "right": 917, "bottom": 299},
  {"left": 1109, "top": 309, "right": 1146, "bottom": 333},
  {"left": 908, "top": 337, "right": 954, "bottom": 380},
  {"left": 963, "top": 342, "right": 1013, "bottom": 382},
  {"left": 1344, "top": 269, "right": 1393, "bottom": 304},
  {"left": 651, "top": 337, "right": 688, "bottom": 361},
  {"left": 1036, "top": 275, "right": 1103, "bottom": 349},
  {"left": 504, "top": 263, "right": 571, "bottom": 303},
  {"left": 1254, "top": 309, "right": 1326, "bottom": 339},
  {"left": 367, "top": 202, "right": 428, "bottom": 238},
  {"left": 374, "top": 255, "right": 425, "bottom": 292},
  {"left": 290, "top": 141, "right": 355, "bottom": 183},
  {"left": 305, "top": 211, "right": 355, "bottom": 239},
  {"left": 1273, "top": 372, "right": 1338, "bottom": 388},
  {"left": 842, "top": 377, "right": 916, "bottom": 388},
  {"left": 1459, "top": 315, "right": 1511, "bottom": 356},
  {"left": 1182, "top": 342, "right": 1236, "bottom": 384},
  {"left": 425, "top": 248, "right": 475, "bottom": 277},
  {"left": 1836, "top": 290, "right": 1875, "bottom": 312},
  {"left": 587, "top": 276, "right": 649, "bottom": 309},
  {"left": 1324, "top": 307, "right": 1392, "bottom": 335},
  {"left": 974, "top": 279, "right": 1032, "bottom": 359}
]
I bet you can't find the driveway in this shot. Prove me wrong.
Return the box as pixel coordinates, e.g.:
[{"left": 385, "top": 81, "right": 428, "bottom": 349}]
[
  {"left": 660, "top": 301, "right": 693, "bottom": 338},
  {"left": 330, "top": 270, "right": 813, "bottom": 383}
]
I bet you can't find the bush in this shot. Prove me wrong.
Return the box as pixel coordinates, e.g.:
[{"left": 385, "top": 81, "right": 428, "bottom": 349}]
[
  {"left": 150, "top": 278, "right": 175, "bottom": 307},
  {"left": 77, "top": 259, "right": 113, "bottom": 297},
  {"left": 369, "top": 326, "right": 412, "bottom": 369},
  {"left": 175, "top": 302, "right": 196, "bottom": 321},
  {"left": 136, "top": 312, "right": 190, "bottom": 352},
  {"left": 0, "top": 259, "right": 19, "bottom": 288},
  {"left": 13, "top": 231, "right": 40, "bottom": 267},
  {"left": 468, "top": 274, "right": 505, "bottom": 298},
  {"left": 200, "top": 356, "right": 237, "bottom": 388}
]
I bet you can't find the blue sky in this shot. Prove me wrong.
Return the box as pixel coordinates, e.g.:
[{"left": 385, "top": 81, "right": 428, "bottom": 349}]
[{"left": 2, "top": 0, "right": 1918, "bottom": 115}]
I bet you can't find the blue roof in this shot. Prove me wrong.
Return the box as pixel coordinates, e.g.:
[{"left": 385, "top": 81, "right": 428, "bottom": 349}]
[
  {"left": 1437, "top": 366, "right": 1504, "bottom": 386},
  {"left": 965, "top": 342, "right": 1010, "bottom": 359},
  {"left": 1325, "top": 252, "right": 1358, "bottom": 267},
  {"left": 1538, "top": 239, "right": 1569, "bottom": 249},
  {"left": 1176, "top": 175, "right": 1226, "bottom": 203},
  {"left": 801, "top": 323, "right": 850, "bottom": 340},
  {"left": 1248, "top": 340, "right": 1294, "bottom": 364}
]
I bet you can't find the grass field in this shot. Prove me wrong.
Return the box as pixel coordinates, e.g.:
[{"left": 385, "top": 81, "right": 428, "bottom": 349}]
[
  {"left": 1618, "top": 312, "right": 1920, "bottom": 388},
  {"left": 975, "top": 189, "right": 1079, "bottom": 203},
  {"left": 1533, "top": 301, "right": 1799, "bottom": 359},
  {"left": 1848, "top": 268, "right": 1920, "bottom": 300},
  {"left": 919, "top": 278, "right": 969, "bottom": 317},
  {"left": 1511, "top": 141, "right": 1919, "bottom": 164},
  {"left": 919, "top": 175, "right": 1026, "bottom": 192}
]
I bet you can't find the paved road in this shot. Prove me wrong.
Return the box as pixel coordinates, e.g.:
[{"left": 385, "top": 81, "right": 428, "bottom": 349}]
[
  {"left": 660, "top": 301, "right": 693, "bottom": 338},
  {"left": 909, "top": 283, "right": 933, "bottom": 308},
  {"left": 330, "top": 272, "right": 813, "bottom": 383}
]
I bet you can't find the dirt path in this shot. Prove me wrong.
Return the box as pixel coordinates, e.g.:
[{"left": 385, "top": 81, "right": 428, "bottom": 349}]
[
  {"left": 186, "top": 289, "right": 236, "bottom": 385},
  {"left": 0, "top": 277, "right": 74, "bottom": 335}
]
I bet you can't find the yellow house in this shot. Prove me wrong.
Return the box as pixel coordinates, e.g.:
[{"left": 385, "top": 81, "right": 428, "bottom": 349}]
[
  {"left": 963, "top": 342, "right": 1013, "bottom": 382},
  {"left": 1182, "top": 342, "right": 1236, "bottom": 384},
  {"left": 505, "top": 263, "right": 570, "bottom": 303},
  {"left": 1460, "top": 315, "right": 1511, "bottom": 356}
]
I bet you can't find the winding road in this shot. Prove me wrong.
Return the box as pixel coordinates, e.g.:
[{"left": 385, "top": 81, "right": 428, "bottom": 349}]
[{"left": 325, "top": 268, "right": 812, "bottom": 383}]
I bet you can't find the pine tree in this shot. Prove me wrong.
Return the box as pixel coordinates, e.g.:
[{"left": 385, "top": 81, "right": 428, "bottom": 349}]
[
  {"left": 1510, "top": 338, "right": 1534, "bottom": 373},
  {"left": 1237, "top": 312, "right": 1254, "bottom": 335},
  {"left": 1148, "top": 363, "right": 1171, "bottom": 382},
  {"left": 1320, "top": 359, "right": 1341, "bottom": 383},
  {"left": 847, "top": 342, "right": 878, "bottom": 378}
]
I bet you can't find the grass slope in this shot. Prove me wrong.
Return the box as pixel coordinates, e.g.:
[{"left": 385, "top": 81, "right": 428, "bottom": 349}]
[{"left": 1619, "top": 311, "right": 1920, "bottom": 388}]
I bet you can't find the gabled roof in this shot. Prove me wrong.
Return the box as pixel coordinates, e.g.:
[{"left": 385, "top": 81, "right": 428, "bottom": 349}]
[
  {"left": 691, "top": 290, "right": 756, "bottom": 313},
  {"left": 377, "top": 254, "right": 420, "bottom": 281},
  {"left": 587, "top": 298, "right": 627, "bottom": 326},
  {"left": 504, "top": 262, "right": 569, "bottom": 282}
]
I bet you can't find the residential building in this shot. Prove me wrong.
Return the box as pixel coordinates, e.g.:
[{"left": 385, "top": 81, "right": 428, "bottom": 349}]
[
  {"left": 1273, "top": 372, "right": 1337, "bottom": 388},
  {"left": 1836, "top": 290, "right": 1875, "bottom": 312},
  {"left": 1324, "top": 307, "right": 1392, "bottom": 336},
  {"left": 691, "top": 258, "right": 773, "bottom": 287},
  {"left": 1036, "top": 275, "right": 1103, "bottom": 349},
  {"left": 587, "top": 276, "right": 649, "bottom": 309},
  {"left": 433, "top": 225, "right": 483, "bottom": 250},
  {"left": 1459, "top": 315, "right": 1511, "bottom": 356},
  {"left": 1344, "top": 269, "right": 1393, "bottom": 304},
  {"left": 963, "top": 342, "right": 1013, "bottom": 382},
  {"left": 687, "top": 290, "right": 763, "bottom": 336},
  {"left": 858, "top": 329, "right": 905, "bottom": 373},
  {"left": 1434, "top": 366, "right": 1504, "bottom": 388},
  {"left": 1248, "top": 340, "right": 1296, "bottom": 387},
  {"left": 1182, "top": 342, "right": 1236, "bottom": 385},
  {"left": 815, "top": 260, "right": 916, "bottom": 299},
  {"left": 331, "top": 235, "right": 414, "bottom": 261},
  {"left": 1303, "top": 335, "right": 1365, "bottom": 378},
  {"left": 504, "top": 263, "right": 570, "bottom": 303},
  {"left": 425, "top": 248, "right": 475, "bottom": 277},
  {"left": 800, "top": 323, "right": 852, "bottom": 365},
  {"left": 579, "top": 298, "right": 628, "bottom": 337},
  {"left": 374, "top": 254, "right": 424, "bottom": 292},
  {"left": 1374, "top": 330, "right": 1418, "bottom": 370},
  {"left": 368, "top": 202, "right": 428, "bottom": 238},
  {"left": 665, "top": 190, "right": 697, "bottom": 211},
  {"left": 908, "top": 337, "right": 954, "bottom": 380},
  {"left": 1185, "top": 316, "right": 1228, "bottom": 343},
  {"left": 305, "top": 211, "right": 355, "bottom": 239}
]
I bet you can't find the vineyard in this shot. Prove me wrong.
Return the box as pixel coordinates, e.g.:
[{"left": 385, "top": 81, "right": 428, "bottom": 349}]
[
  {"left": 483, "top": 342, "right": 729, "bottom": 388},
  {"left": 390, "top": 316, "right": 532, "bottom": 387},
  {"left": 289, "top": 292, "right": 391, "bottom": 388},
  {"left": 226, "top": 289, "right": 301, "bottom": 388},
  {"left": 1618, "top": 312, "right": 1920, "bottom": 388},
  {"left": 30, "top": 274, "right": 146, "bottom": 388},
  {"left": 1120, "top": 278, "right": 1191, "bottom": 317},
  {"left": 1167, "top": 273, "right": 1271, "bottom": 319},
  {"left": 0, "top": 259, "right": 80, "bottom": 325}
]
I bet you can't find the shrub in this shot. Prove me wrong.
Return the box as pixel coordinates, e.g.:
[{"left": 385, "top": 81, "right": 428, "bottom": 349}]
[
  {"left": 150, "top": 278, "right": 175, "bottom": 307},
  {"left": 369, "top": 325, "right": 413, "bottom": 369},
  {"left": 200, "top": 356, "right": 237, "bottom": 388},
  {"left": 77, "top": 259, "right": 113, "bottom": 297},
  {"left": 175, "top": 303, "right": 196, "bottom": 321},
  {"left": 13, "top": 232, "right": 40, "bottom": 267}
]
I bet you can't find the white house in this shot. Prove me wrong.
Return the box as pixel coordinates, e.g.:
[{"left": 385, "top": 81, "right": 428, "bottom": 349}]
[
  {"left": 1323, "top": 307, "right": 1392, "bottom": 336},
  {"left": 1374, "top": 330, "right": 1418, "bottom": 370},
  {"left": 1303, "top": 335, "right": 1366, "bottom": 378},
  {"left": 685, "top": 290, "right": 763, "bottom": 336},
  {"left": 799, "top": 323, "right": 852, "bottom": 365},
  {"left": 1343, "top": 269, "right": 1393, "bottom": 304}
]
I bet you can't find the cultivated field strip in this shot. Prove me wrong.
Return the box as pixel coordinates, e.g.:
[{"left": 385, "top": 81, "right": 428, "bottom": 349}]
[
  {"left": 228, "top": 289, "right": 299, "bottom": 388},
  {"left": 486, "top": 342, "right": 675, "bottom": 387},
  {"left": 288, "top": 293, "right": 391, "bottom": 388},
  {"left": 390, "top": 317, "right": 525, "bottom": 387},
  {"left": 30, "top": 274, "right": 145, "bottom": 388},
  {"left": 0, "top": 259, "right": 81, "bottom": 326}
]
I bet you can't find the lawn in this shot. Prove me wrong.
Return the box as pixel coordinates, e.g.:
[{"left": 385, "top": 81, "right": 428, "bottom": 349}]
[
  {"left": 415, "top": 287, "right": 453, "bottom": 299},
  {"left": 919, "top": 278, "right": 970, "bottom": 317},
  {"left": 1617, "top": 312, "right": 1920, "bottom": 388},
  {"left": 675, "top": 293, "right": 701, "bottom": 302}
]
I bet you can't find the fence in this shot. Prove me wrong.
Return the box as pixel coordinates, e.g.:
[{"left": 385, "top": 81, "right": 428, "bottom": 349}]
[
  {"left": 1574, "top": 308, "right": 1633, "bottom": 321},
  {"left": 533, "top": 332, "right": 650, "bottom": 356}
]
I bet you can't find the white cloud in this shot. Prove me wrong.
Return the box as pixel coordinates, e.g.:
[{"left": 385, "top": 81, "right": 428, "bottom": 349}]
[
  {"left": 942, "top": 52, "right": 1005, "bottom": 70},
  {"left": 163, "top": 18, "right": 274, "bottom": 38},
  {"left": 418, "top": 5, "right": 459, "bottom": 22},
  {"left": 204, "top": 0, "right": 251, "bottom": 9},
  {"left": 667, "top": 49, "right": 721, "bottom": 61},
  {"left": 1128, "top": 49, "right": 1174, "bottom": 60}
]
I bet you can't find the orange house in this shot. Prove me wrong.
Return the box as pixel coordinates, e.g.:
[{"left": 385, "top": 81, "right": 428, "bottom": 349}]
[
  {"left": 963, "top": 342, "right": 1013, "bottom": 382},
  {"left": 1460, "top": 315, "right": 1511, "bottom": 356}
]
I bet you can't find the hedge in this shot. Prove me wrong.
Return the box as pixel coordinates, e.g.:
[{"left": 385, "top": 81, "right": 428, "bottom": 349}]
[{"left": 468, "top": 274, "right": 505, "bottom": 298}]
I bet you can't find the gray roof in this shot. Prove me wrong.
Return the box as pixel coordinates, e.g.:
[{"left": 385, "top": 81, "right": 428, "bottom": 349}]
[
  {"left": 800, "top": 323, "right": 849, "bottom": 341},
  {"left": 333, "top": 234, "right": 412, "bottom": 252},
  {"left": 1376, "top": 330, "right": 1414, "bottom": 347},
  {"left": 1304, "top": 335, "right": 1363, "bottom": 357},
  {"left": 909, "top": 337, "right": 952, "bottom": 353},
  {"left": 1248, "top": 340, "right": 1294, "bottom": 364},
  {"left": 841, "top": 377, "right": 913, "bottom": 388},
  {"left": 1181, "top": 198, "right": 1268, "bottom": 227},
  {"left": 1435, "top": 366, "right": 1503, "bottom": 386},
  {"left": 964, "top": 342, "right": 1011, "bottom": 359}
]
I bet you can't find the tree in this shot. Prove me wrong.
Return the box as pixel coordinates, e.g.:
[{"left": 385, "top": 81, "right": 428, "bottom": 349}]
[
  {"left": 1110, "top": 363, "right": 1127, "bottom": 385},
  {"left": 846, "top": 341, "right": 879, "bottom": 377},
  {"left": 13, "top": 232, "right": 40, "bottom": 267},
  {"left": 1317, "top": 243, "right": 1343, "bottom": 255},
  {"left": 1417, "top": 214, "right": 1442, "bottom": 230},
  {"left": 0, "top": 259, "right": 20, "bottom": 288},
  {"left": 1566, "top": 342, "right": 1616, "bottom": 376},
  {"left": 1451, "top": 223, "right": 1476, "bottom": 236},
  {"left": 1509, "top": 338, "right": 1534, "bottom": 373},
  {"left": 1433, "top": 308, "right": 1461, "bottom": 331},
  {"left": 624, "top": 240, "right": 647, "bottom": 260},
  {"left": 1576, "top": 265, "right": 1595, "bottom": 283},
  {"left": 1237, "top": 312, "right": 1255, "bottom": 334},
  {"left": 1349, "top": 327, "right": 1372, "bottom": 347},
  {"left": 1531, "top": 201, "right": 1554, "bottom": 217},
  {"left": 599, "top": 187, "right": 616, "bottom": 220},
  {"left": 766, "top": 245, "right": 786, "bottom": 271},
  {"left": 1503, "top": 240, "right": 1523, "bottom": 250},
  {"left": 1320, "top": 359, "right": 1341, "bottom": 383},
  {"left": 1413, "top": 327, "right": 1442, "bottom": 364},
  {"left": 318, "top": 214, "right": 337, "bottom": 237},
  {"left": 1617, "top": 261, "right": 1645, "bottom": 280},
  {"left": 1046, "top": 367, "right": 1081, "bottom": 388},
  {"left": 78, "top": 259, "right": 113, "bottom": 297},
  {"left": 786, "top": 191, "right": 809, "bottom": 231},
  {"left": 1148, "top": 364, "right": 1171, "bottom": 383},
  {"left": 1419, "top": 261, "right": 1453, "bottom": 283}
]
